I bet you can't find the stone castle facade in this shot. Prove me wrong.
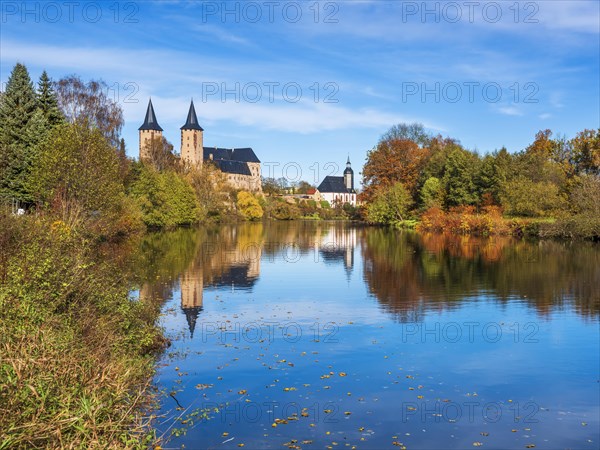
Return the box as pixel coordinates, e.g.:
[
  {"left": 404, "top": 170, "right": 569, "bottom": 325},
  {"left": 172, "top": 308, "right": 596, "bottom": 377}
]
[{"left": 139, "top": 99, "right": 262, "bottom": 192}]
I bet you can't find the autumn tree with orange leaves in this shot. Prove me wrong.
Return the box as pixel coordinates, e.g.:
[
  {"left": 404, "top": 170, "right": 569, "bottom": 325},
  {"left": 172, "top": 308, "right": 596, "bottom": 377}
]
[{"left": 361, "top": 125, "right": 431, "bottom": 202}]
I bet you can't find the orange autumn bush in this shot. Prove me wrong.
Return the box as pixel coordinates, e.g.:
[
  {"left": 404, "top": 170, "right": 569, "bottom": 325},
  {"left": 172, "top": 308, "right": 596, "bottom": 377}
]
[{"left": 418, "top": 205, "right": 511, "bottom": 235}]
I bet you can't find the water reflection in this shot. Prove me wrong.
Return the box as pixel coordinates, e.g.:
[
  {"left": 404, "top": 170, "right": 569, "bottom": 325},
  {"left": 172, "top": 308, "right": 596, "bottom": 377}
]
[
  {"left": 362, "top": 230, "right": 600, "bottom": 320},
  {"left": 135, "top": 223, "right": 599, "bottom": 331}
]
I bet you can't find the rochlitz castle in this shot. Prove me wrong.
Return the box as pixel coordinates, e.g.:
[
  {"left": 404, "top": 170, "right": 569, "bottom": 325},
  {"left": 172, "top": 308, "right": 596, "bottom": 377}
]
[{"left": 139, "top": 99, "right": 262, "bottom": 192}]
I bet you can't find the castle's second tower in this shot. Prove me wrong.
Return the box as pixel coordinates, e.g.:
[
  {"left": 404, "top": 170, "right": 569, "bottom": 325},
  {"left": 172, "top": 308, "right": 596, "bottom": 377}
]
[
  {"left": 139, "top": 98, "right": 163, "bottom": 161},
  {"left": 343, "top": 156, "right": 354, "bottom": 190},
  {"left": 180, "top": 100, "right": 204, "bottom": 167}
]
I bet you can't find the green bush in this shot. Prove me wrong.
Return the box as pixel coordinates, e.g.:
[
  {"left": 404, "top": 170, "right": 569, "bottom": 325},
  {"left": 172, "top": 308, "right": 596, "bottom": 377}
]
[
  {"left": 129, "top": 165, "right": 199, "bottom": 229},
  {"left": 0, "top": 215, "right": 163, "bottom": 448}
]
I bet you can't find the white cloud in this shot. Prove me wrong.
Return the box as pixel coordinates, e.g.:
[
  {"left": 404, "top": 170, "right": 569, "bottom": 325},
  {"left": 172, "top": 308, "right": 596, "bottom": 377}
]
[{"left": 497, "top": 106, "right": 524, "bottom": 117}]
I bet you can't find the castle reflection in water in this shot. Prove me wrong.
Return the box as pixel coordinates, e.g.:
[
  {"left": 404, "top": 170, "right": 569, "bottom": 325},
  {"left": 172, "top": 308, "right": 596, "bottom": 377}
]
[
  {"left": 139, "top": 223, "right": 358, "bottom": 337},
  {"left": 137, "top": 222, "right": 599, "bottom": 337}
]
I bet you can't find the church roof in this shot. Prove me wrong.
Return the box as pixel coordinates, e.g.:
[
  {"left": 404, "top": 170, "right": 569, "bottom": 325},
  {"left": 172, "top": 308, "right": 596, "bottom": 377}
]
[
  {"left": 317, "top": 176, "right": 355, "bottom": 193},
  {"left": 203, "top": 147, "right": 260, "bottom": 163},
  {"left": 344, "top": 156, "right": 353, "bottom": 174},
  {"left": 181, "top": 100, "right": 203, "bottom": 130},
  {"left": 139, "top": 99, "right": 163, "bottom": 131}
]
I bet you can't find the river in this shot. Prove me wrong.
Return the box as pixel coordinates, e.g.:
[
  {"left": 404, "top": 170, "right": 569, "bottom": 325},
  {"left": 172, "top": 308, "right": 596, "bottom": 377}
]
[{"left": 132, "top": 221, "right": 599, "bottom": 449}]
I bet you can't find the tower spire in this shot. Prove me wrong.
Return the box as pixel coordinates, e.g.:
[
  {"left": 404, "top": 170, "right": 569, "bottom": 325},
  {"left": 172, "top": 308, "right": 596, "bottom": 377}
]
[
  {"left": 139, "top": 98, "right": 163, "bottom": 131},
  {"left": 181, "top": 99, "right": 203, "bottom": 130}
]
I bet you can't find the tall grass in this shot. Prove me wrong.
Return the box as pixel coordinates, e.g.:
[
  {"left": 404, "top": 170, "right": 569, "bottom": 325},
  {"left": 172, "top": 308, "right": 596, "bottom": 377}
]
[{"left": 0, "top": 214, "right": 165, "bottom": 448}]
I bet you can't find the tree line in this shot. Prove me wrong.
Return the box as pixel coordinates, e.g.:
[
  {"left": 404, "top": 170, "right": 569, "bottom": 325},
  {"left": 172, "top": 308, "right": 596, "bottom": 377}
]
[
  {"left": 0, "top": 63, "right": 266, "bottom": 237},
  {"left": 361, "top": 123, "right": 599, "bottom": 239}
]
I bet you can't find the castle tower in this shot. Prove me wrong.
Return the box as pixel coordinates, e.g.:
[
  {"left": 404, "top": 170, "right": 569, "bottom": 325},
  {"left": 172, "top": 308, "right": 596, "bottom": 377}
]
[
  {"left": 343, "top": 156, "right": 354, "bottom": 190},
  {"left": 180, "top": 99, "right": 204, "bottom": 167},
  {"left": 139, "top": 98, "right": 163, "bottom": 161}
]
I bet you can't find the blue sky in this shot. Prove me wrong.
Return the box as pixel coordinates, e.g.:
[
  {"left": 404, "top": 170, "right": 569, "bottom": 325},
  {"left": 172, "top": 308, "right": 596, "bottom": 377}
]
[{"left": 1, "top": 0, "right": 599, "bottom": 186}]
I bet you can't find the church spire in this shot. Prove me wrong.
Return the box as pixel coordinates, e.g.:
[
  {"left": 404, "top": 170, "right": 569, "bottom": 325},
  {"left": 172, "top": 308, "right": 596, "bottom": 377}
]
[
  {"left": 139, "top": 98, "right": 163, "bottom": 131},
  {"left": 181, "top": 99, "right": 203, "bottom": 130}
]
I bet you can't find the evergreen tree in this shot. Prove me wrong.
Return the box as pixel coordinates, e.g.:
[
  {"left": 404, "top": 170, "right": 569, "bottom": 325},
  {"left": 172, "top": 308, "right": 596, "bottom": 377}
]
[
  {"left": 0, "top": 63, "right": 38, "bottom": 203},
  {"left": 36, "top": 70, "right": 63, "bottom": 126}
]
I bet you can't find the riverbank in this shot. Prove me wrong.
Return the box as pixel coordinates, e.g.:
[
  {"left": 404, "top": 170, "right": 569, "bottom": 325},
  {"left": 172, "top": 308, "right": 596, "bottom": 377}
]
[{"left": 0, "top": 214, "right": 165, "bottom": 448}]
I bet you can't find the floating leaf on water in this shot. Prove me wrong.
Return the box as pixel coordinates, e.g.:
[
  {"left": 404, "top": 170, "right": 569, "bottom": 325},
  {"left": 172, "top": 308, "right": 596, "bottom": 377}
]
[{"left": 339, "top": 372, "right": 347, "bottom": 377}]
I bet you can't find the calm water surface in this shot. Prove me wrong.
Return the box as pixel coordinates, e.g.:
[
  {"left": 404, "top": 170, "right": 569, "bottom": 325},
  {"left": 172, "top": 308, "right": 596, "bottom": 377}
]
[{"left": 133, "top": 222, "right": 600, "bottom": 450}]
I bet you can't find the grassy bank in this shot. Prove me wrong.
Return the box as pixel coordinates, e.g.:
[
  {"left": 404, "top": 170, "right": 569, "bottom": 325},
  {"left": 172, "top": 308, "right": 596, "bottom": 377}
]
[{"left": 0, "top": 214, "right": 165, "bottom": 448}]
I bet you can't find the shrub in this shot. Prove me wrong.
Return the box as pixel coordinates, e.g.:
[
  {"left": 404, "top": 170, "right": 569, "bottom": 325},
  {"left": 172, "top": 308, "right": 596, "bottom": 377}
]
[{"left": 237, "top": 191, "right": 263, "bottom": 220}]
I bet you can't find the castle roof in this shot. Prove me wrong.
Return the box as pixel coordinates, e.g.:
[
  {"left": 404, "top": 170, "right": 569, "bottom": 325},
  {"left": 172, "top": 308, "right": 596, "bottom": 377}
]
[
  {"left": 212, "top": 159, "right": 252, "bottom": 176},
  {"left": 317, "top": 176, "right": 355, "bottom": 194},
  {"left": 181, "top": 100, "right": 203, "bottom": 130},
  {"left": 139, "top": 99, "right": 163, "bottom": 131},
  {"left": 203, "top": 147, "right": 260, "bottom": 164}
]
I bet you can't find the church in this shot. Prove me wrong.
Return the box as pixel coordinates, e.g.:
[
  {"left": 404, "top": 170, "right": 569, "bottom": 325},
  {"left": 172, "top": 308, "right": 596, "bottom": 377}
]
[
  {"left": 316, "top": 157, "right": 358, "bottom": 206},
  {"left": 139, "top": 99, "right": 262, "bottom": 192}
]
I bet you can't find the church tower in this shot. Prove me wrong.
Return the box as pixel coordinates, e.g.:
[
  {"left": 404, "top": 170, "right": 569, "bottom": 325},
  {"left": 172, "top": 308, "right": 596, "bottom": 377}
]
[
  {"left": 180, "top": 99, "right": 204, "bottom": 167},
  {"left": 139, "top": 98, "right": 163, "bottom": 161},
  {"left": 343, "top": 156, "right": 354, "bottom": 191}
]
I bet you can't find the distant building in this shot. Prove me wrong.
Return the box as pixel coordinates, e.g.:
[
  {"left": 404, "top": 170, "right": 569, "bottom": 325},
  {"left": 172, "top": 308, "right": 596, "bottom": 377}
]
[
  {"left": 316, "top": 157, "right": 357, "bottom": 206},
  {"left": 139, "top": 98, "right": 261, "bottom": 192}
]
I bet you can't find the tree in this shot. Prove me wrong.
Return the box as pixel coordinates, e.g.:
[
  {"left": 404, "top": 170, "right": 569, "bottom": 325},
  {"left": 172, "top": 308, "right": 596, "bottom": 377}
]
[
  {"left": 237, "top": 191, "right": 263, "bottom": 220},
  {"left": 500, "top": 177, "right": 565, "bottom": 217},
  {"left": 129, "top": 165, "right": 198, "bottom": 228},
  {"left": 441, "top": 147, "right": 480, "bottom": 207},
  {"left": 571, "top": 129, "right": 600, "bottom": 175},
  {"left": 29, "top": 123, "right": 126, "bottom": 228},
  {"left": 262, "top": 177, "right": 282, "bottom": 196},
  {"left": 365, "top": 182, "right": 413, "bottom": 225},
  {"left": 143, "top": 135, "right": 178, "bottom": 172},
  {"left": 187, "top": 163, "right": 232, "bottom": 221},
  {"left": 36, "top": 71, "right": 63, "bottom": 126},
  {"left": 296, "top": 180, "right": 315, "bottom": 194},
  {"left": 420, "top": 177, "right": 444, "bottom": 209},
  {"left": 362, "top": 137, "right": 429, "bottom": 201},
  {"left": 55, "top": 75, "right": 124, "bottom": 147},
  {"left": 0, "top": 63, "right": 43, "bottom": 204},
  {"left": 380, "top": 122, "right": 431, "bottom": 147}
]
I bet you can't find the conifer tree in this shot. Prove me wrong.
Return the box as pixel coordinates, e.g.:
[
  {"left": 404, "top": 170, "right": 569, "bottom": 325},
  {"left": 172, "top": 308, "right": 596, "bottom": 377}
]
[
  {"left": 0, "top": 63, "right": 38, "bottom": 203},
  {"left": 36, "top": 70, "right": 63, "bottom": 126}
]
